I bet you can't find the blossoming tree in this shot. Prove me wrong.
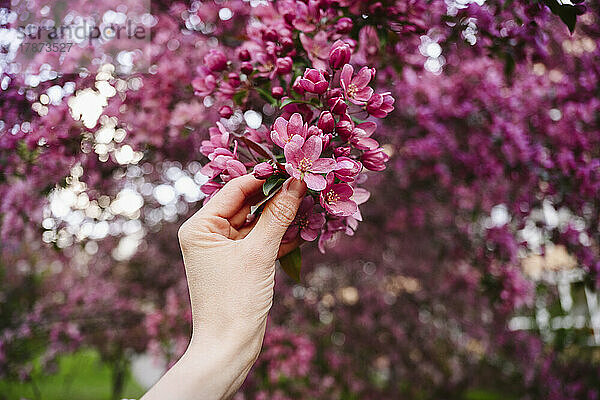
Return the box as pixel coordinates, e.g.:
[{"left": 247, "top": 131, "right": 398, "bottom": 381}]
[{"left": 1, "top": 0, "right": 599, "bottom": 398}]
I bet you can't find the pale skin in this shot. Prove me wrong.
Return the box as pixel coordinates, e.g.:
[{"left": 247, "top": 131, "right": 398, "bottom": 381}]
[{"left": 141, "top": 174, "right": 307, "bottom": 400}]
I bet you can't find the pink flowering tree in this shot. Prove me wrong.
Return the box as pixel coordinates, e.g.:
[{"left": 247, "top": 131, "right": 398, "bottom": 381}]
[{"left": 1, "top": 0, "right": 599, "bottom": 399}]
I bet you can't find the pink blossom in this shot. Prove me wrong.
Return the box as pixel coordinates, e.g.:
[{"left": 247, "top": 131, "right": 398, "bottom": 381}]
[
  {"left": 300, "top": 32, "right": 329, "bottom": 70},
  {"left": 240, "top": 62, "right": 253, "bottom": 75},
  {"left": 225, "top": 159, "right": 247, "bottom": 180},
  {"left": 336, "top": 113, "right": 354, "bottom": 141},
  {"left": 299, "top": 68, "right": 329, "bottom": 95},
  {"left": 192, "top": 73, "right": 216, "bottom": 97},
  {"left": 284, "top": 135, "right": 336, "bottom": 191},
  {"left": 200, "top": 181, "right": 223, "bottom": 197},
  {"left": 335, "top": 17, "right": 353, "bottom": 34},
  {"left": 340, "top": 64, "right": 374, "bottom": 104},
  {"left": 319, "top": 173, "right": 358, "bottom": 217},
  {"left": 271, "top": 86, "right": 284, "bottom": 98},
  {"left": 349, "top": 187, "right": 371, "bottom": 222},
  {"left": 283, "top": 0, "right": 320, "bottom": 32},
  {"left": 367, "top": 92, "right": 395, "bottom": 118},
  {"left": 350, "top": 121, "right": 379, "bottom": 150},
  {"left": 329, "top": 40, "right": 352, "bottom": 69},
  {"left": 271, "top": 113, "right": 309, "bottom": 148},
  {"left": 334, "top": 157, "right": 362, "bottom": 182},
  {"left": 361, "top": 147, "right": 389, "bottom": 171},
  {"left": 283, "top": 196, "right": 326, "bottom": 242},
  {"left": 200, "top": 122, "right": 230, "bottom": 156},
  {"left": 292, "top": 76, "right": 305, "bottom": 94},
  {"left": 201, "top": 147, "right": 235, "bottom": 178},
  {"left": 219, "top": 106, "right": 233, "bottom": 118}
]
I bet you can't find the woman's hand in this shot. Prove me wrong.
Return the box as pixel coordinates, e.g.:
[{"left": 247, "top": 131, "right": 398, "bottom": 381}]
[{"left": 142, "top": 174, "right": 306, "bottom": 400}]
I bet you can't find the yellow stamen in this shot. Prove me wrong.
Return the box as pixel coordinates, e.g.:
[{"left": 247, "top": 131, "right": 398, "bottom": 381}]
[{"left": 326, "top": 190, "right": 339, "bottom": 204}]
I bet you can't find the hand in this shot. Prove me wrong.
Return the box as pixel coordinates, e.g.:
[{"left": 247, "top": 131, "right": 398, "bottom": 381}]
[{"left": 142, "top": 174, "right": 307, "bottom": 400}]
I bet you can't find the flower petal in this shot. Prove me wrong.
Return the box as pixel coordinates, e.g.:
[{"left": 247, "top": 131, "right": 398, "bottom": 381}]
[
  {"left": 330, "top": 199, "right": 358, "bottom": 217},
  {"left": 308, "top": 212, "right": 326, "bottom": 229},
  {"left": 340, "top": 64, "right": 353, "bottom": 90},
  {"left": 353, "top": 66, "right": 373, "bottom": 88},
  {"left": 303, "top": 172, "right": 327, "bottom": 191},
  {"left": 288, "top": 113, "right": 304, "bottom": 137},
  {"left": 311, "top": 158, "right": 337, "bottom": 173},
  {"left": 332, "top": 183, "right": 354, "bottom": 199},
  {"left": 303, "top": 135, "right": 323, "bottom": 161},
  {"left": 300, "top": 227, "right": 319, "bottom": 241},
  {"left": 352, "top": 188, "right": 371, "bottom": 204},
  {"left": 356, "top": 122, "right": 377, "bottom": 137}
]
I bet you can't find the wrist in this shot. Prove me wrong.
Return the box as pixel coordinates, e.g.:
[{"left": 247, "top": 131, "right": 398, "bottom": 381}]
[{"left": 179, "top": 322, "right": 266, "bottom": 399}]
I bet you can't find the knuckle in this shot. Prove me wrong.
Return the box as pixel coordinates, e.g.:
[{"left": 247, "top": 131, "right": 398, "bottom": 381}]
[
  {"left": 177, "top": 221, "right": 193, "bottom": 248},
  {"left": 267, "top": 198, "right": 297, "bottom": 227}
]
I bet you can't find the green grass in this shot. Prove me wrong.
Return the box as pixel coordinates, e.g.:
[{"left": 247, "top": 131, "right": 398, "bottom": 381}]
[
  {"left": 0, "top": 350, "right": 145, "bottom": 400},
  {"left": 465, "top": 389, "right": 516, "bottom": 400}
]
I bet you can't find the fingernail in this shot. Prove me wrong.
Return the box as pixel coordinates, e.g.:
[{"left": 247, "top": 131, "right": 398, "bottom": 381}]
[{"left": 284, "top": 178, "right": 307, "bottom": 198}]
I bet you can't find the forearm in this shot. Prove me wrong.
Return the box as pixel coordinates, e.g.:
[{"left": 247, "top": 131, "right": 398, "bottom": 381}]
[{"left": 141, "top": 327, "right": 265, "bottom": 400}]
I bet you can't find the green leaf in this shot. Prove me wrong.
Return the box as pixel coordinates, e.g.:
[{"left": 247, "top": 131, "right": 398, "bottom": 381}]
[
  {"left": 16, "top": 140, "right": 40, "bottom": 164},
  {"left": 262, "top": 175, "right": 286, "bottom": 196},
  {"left": 350, "top": 115, "right": 366, "bottom": 125},
  {"left": 280, "top": 98, "right": 317, "bottom": 109},
  {"left": 542, "top": 0, "right": 579, "bottom": 33},
  {"left": 233, "top": 90, "right": 247, "bottom": 106},
  {"left": 279, "top": 247, "right": 301, "bottom": 282},
  {"left": 255, "top": 86, "right": 277, "bottom": 105}
]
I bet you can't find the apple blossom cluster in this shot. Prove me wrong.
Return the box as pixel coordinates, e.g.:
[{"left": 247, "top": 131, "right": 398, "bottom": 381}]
[{"left": 197, "top": 41, "right": 393, "bottom": 254}]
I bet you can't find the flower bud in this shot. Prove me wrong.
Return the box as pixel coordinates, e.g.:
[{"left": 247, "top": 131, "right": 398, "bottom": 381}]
[
  {"left": 327, "top": 96, "right": 348, "bottom": 115},
  {"left": 292, "top": 76, "right": 305, "bottom": 94},
  {"left": 334, "top": 146, "right": 351, "bottom": 157},
  {"left": 275, "top": 57, "right": 293, "bottom": 75},
  {"left": 253, "top": 162, "right": 274, "bottom": 179},
  {"left": 336, "top": 114, "right": 354, "bottom": 141},
  {"left": 366, "top": 92, "right": 395, "bottom": 118},
  {"left": 280, "top": 37, "right": 294, "bottom": 50},
  {"left": 227, "top": 72, "right": 241, "bottom": 87},
  {"left": 318, "top": 111, "right": 335, "bottom": 134},
  {"left": 322, "top": 133, "right": 332, "bottom": 149},
  {"left": 238, "top": 49, "right": 251, "bottom": 61},
  {"left": 262, "top": 28, "right": 278, "bottom": 42},
  {"left": 240, "top": 62, "right": 254, "bottom": 75},
  {"left": 272, "top": 86, "right": 284, "bottom": 99},
  {"left": 334, "top": 156, "right": 362, "bottom": 182},
  {"left": 219, "top": 106, "right": 233, "bottom": 118},
  {"left": 329, "top": 40, "right": 352, "bottom": 69},
  {"left": 335, "top": 17, "right": 353, "bottom": 34},
  {"left": 204, "top": 49, "right": 227, "bottom": 72},
  {"left": 362, "top": 148, "right": 390, "bottom": 171}
]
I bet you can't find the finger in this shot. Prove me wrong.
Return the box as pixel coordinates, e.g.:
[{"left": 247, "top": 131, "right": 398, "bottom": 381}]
[
  {"left": 246, "top": 178, "right": 307, "bottom": 249},
  {"left": 228, "top": 216, "right": 257, "bottom": 240},
  {"left": 229, "top": 205, "right": 252, "bottom": 229},
  {"left": 229, "top": 190, "right": 265, "bottom": 229},
  {"left": 199, "top": 174, "right": 263, "bottom": 219},
  {"left": 277, "top": 237, "right": 303, "bottom": 259}
]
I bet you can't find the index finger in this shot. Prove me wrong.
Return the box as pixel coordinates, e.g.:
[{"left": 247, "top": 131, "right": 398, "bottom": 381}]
[{"left": 199, "top": 174, "right": 264, "bottom": 219}]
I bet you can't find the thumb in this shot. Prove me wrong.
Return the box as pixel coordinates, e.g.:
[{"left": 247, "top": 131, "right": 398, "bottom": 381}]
[{"left": 246, "top": 178, "right": 307, "bottom": 249}]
